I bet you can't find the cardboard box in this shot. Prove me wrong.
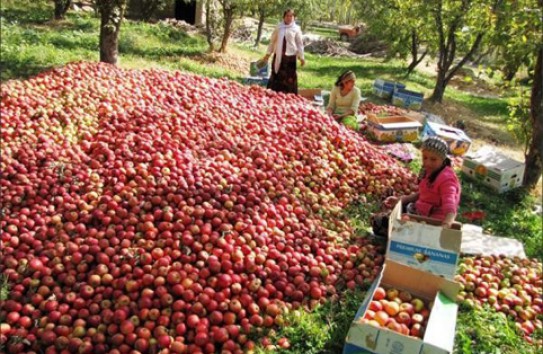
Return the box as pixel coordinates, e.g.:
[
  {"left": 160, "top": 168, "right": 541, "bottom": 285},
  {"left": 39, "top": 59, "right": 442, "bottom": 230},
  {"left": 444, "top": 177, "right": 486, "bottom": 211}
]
[
  {"left": 373, "top": 79, "right": 406, "bottom": 99},
  {"left": 242, "top": 76, "right": 269, "bottom": 87},
  {"left": 422, "top": 121, "right": 472, "bottom": 156},
  {"left": 366, "top": 114, "right": 422, "bottom": 143},
  {"left": 299, "top": 88, "right": 322, "bottom": 100},
  {"left": 387, "top": 202, "right": 462, "bottom": 280},
  {"left": 343, "top": 260, "right": 460, "bottom": 354},
  {"left": 392, "top": 88, "right": 424, "bottom": 110},
  {"left": 249, "top": 61, "right": 269, "bottom": 77},
  {"left": 461, "top": 146, "right": 525, "bottom": 193},
  {"left": 299, "top": 88, "right": 324, "bottom": 108}
]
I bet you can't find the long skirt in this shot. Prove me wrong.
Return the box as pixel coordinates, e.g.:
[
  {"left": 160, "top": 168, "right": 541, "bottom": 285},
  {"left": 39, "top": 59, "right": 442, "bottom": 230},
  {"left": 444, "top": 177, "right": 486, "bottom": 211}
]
[{"left": 267, "top": 55, "right": 297, "bottom": 94}]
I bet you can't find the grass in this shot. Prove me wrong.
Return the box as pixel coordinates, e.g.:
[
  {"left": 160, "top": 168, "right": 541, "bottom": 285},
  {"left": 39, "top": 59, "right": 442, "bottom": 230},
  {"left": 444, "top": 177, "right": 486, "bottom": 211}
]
[
  {"left": 455, "top": 305, "right": 542, "bottom": 354},
  {"left": 1, "top": 1, "right": 541, "bottom": 353}
]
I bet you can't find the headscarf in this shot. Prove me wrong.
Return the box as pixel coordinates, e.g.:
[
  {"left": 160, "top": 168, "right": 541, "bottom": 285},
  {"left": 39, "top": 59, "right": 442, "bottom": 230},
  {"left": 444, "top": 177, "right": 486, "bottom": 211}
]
[
  {"left": 335, "top": 71, "right": 356, "bottom": 87},
  {"left": 274, "top": 21, "right": 299, "bottom": 74},
  {"left": 421, "top": 136, "right": 448, "bottom": 160},
  {"left": 420, "top": 136, "right": 451, "bottom": 184}
]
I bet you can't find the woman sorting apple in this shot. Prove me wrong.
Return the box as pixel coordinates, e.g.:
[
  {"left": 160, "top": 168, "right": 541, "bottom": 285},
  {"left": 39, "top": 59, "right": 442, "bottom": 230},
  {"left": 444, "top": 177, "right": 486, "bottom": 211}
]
[
  {"left": 326, "top": 70, "right": 361, "bottom": 122},
  {"left": 371, "top": 136, "right": 462, "bottom": 237}
]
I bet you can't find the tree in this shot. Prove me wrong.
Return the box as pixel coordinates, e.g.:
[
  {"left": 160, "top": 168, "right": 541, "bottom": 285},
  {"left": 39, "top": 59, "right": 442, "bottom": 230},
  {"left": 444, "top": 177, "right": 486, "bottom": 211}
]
[
  {"left": 204, "top": 0, "right": 220, "bottom": 52},
  {"left": 515, "top": 0, "right": 543, "bottom": 189},
  {"left": 218, "top": 0, "right": 237, "bottom": 53},
  {"left": 53, "top": 0, "right": 72, "bottom": 20},
  {"left": 96, "top": 0, "right": 128, "bottom": 65},
  {"left": 360, "top": 1, "right": 501, "bottom": 101},
  {"left": 357, "top": 1, "right": 432, "bottom": 76},
  {"left": 252, "top": 1, "right": 279, "bottom": 47},
  {"left": 428, "top": 0, "right": 501, "bottom": 102},
  {"left": 525, "top": 45, "right": 543, "bottom": 189}
]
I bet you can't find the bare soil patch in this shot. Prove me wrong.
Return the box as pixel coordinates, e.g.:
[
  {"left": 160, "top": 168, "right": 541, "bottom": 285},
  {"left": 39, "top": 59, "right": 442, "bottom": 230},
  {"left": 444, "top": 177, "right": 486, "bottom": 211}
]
[{"left": 192, "top": 51, "right": 250, "bottom": 75}]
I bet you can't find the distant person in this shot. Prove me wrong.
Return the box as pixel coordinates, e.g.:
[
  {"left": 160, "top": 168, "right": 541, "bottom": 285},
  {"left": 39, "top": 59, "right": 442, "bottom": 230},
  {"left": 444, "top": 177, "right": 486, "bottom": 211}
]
[
  {"left": 260, "top": 9, "right": 305, "bottom": 94},
  {"left": 371, "top": 137, "right": 461, "bottom": 236},
  {"left": 326, "top": 70, "right": 361, "bottom": 121}
]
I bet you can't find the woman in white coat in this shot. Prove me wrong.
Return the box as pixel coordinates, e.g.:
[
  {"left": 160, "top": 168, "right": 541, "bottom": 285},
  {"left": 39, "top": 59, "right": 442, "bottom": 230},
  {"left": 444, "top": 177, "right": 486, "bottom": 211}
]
[{"left": 261, "top": 9, "right": 305, "bottom": 94}]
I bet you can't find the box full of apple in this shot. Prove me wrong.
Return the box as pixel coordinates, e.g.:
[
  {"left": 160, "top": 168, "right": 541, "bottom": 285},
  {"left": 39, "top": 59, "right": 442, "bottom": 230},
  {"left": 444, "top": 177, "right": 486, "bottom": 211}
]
[{"left": 343, "top": 260, "right": 460, "bottom": 354}]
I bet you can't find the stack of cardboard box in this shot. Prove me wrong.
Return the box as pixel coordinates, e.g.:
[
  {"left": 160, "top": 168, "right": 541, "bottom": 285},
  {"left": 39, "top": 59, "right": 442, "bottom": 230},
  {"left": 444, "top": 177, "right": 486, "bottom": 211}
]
[{"left": 373, "top": 79, "right": 424, "bottom": 110}]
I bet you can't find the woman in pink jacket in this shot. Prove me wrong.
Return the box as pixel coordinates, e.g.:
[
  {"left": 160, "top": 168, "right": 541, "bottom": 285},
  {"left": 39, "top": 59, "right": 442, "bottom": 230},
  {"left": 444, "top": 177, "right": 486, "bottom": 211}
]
[{"left": 384, "top": 136, "right": 461, "bottom": 228}]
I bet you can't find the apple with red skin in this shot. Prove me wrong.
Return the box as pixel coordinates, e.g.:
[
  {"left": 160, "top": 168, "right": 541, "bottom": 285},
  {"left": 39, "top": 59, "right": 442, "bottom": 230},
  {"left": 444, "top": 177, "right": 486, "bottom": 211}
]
[{"left": 0, "top": 61, "right": 422, "bottom": 351}]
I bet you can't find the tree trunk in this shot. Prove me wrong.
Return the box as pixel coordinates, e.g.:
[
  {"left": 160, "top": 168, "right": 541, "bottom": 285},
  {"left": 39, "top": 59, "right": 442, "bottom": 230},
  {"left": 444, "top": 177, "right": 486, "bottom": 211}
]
[
  {"left": 524, "top": 46, "right": 543, "bottom": 189},
  {"left": 219, "top": 6, "right": 234, "bottom": 53},
  {"left": 97, "top": 1, "right": 127, "bottom": 65},
  {"left": 54, "top": 0, "right": 72, "bottom": 20},
  {"left": 205, "top": 0, "right": 216, "bottom": 52},
  {"left": 406, "top": 30, "right": 427, "bottom": 76},
  {"left": 430, "top": 70, "right": 448, "bottom": 103},
  {"left": 406, "top": 51, "right": 427, "bottom": 77},
  {"left": 254, "top": 11, "right": 265, "bottom": 47}
]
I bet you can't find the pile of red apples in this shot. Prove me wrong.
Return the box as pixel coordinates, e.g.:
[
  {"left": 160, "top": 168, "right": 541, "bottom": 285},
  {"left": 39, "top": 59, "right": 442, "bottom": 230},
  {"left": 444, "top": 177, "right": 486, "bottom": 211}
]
[{"left": 0, "top": 62, "right": 417, "bottom": 353}]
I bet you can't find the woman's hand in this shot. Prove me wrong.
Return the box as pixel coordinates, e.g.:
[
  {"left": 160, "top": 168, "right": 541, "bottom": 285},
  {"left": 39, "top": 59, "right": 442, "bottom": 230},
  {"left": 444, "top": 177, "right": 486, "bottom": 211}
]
[
  {"left": 442, "top": 213, "right": 456, "bottom": 229},
  {"left": 384, "top": 196, "right": 399, "bottom": 208},
  {"left": 299, "top": 58, "right": 305, "bottom": 67},
  {"left": 441, "top": 221, "right": 453, "bottom": 229}
]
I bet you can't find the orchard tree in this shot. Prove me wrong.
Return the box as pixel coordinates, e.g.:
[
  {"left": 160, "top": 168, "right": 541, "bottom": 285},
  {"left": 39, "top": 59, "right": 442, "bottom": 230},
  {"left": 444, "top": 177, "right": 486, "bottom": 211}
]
[
  {"left": 428, "top": 0, "right": 502, "bottom": 102},
  {"left": 96, "top": 0, "right": 128, "bottom": 65},
  {"left": 526, "top": 46, "right": 543, "bottom": 189},
  {"left": 218, "top": 0, "right": 238, "bottom": 52},
  {"left": 53, "top": 0, "right": 72, "bottom": 20},
  {"left": 204, "top": 0, "right": 220, "bottom": 51},
  {"left": 251, "top": 1, "right": 280, "bottom": 47},
  {"left": 357, "top": 1, "right": 432, "bottom": 76},
  {"left": 360, "top": 0, "right": 501, "bottom": 101},
  {"left": 505, "top": 1, "right": 543, "bottom": 189}
]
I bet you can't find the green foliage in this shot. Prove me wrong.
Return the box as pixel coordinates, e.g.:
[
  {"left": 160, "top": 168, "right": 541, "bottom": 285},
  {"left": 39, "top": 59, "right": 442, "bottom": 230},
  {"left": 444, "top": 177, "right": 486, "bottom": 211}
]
[
  {"left": 455, "top": 305, "right": 541, "bottom": 354},
  {"left": 506, "top": 85, "right": 532, "bottom": 151},
  {"left": 340, "top": 115, "right": 359, "bottom": 131}
]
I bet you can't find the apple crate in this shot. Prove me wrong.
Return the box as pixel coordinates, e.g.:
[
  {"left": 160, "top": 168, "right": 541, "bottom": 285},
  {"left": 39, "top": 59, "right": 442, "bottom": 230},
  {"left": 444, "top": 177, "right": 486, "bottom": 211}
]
[
  {"left": 422, "top": 121, "right": 472, "bottom": 156},
  {"left": 242, "top": 76, "right": 269, "bottom": 87},
  {"left": 391, "top": 88, "right": 424, "bottom": 110},
  {"left": 366, "top": 114, "right": 422, "bottom": 143},
  {"left": 387, "top": 202, "right": 462, "bottom": 280},
  {"left": 343, "top": 260, "right": 460, "bottom": 354},
  {"left": 372, "top": 79, "right": 406, "bottom": 99},
  {"left": 461, "top": 146, "right": 525, "bottom": 193}
]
